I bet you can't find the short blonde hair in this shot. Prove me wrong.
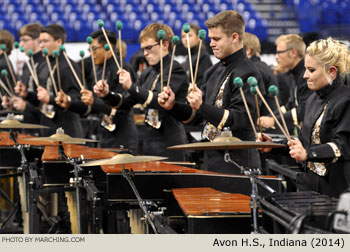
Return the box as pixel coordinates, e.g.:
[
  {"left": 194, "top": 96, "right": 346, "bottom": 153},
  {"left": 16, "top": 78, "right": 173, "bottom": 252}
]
[
  {"left": 243, "top": 32, "right": 260, "bottom": 56},
  {"left": 306, "top": 37, "right": 350, "bottom": 76},
  {"left": 205, "top": 10, "right": 245, "bottom": 41},
  {"left": 139, "top": 23, "right": 174, "bottom": 51},
  {"left": 276, "top": 34, "right": 306, "bottom": 58}
]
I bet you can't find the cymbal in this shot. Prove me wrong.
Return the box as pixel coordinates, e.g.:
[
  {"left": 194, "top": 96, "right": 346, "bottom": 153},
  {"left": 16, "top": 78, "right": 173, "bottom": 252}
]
[
  {"left": 0, "top": 119, "right": 49, "bottom": 129},
  {"left": 168, "top": 141, "right": 286, "bottom": 150},
  {"left": 23, "top": 127, "right": 97, "bottom": 144},
  {"left": 80, "top": 154, "right": 168, "bottom": 167}
]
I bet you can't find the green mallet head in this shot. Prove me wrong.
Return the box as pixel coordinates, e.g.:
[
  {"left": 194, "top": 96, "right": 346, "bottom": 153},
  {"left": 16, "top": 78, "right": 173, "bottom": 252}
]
[
  {"left": 0, "top": 44, "right": 6, "bottom": 51},
  {"left": 59, "top": 45, "right": 65, "bottom": 52},
  {"left": 104, "top": 44, "right": 110, "bottom": 51},
  {"left": 233, "top": 77, "right": 243, "bottom": 88},
  {"left": 42, "top": 48, "right": 49, "bottom": 56},
  {"left": 86, "top": 36, "right": 93, "bottom": 44},
  {"left": 268, "top": 85, "right": 279, "bottom": 97},
  {"left": 27, "top": 49, "right": 33, "bottom": 57},
  {"left": 157, "top": 30, "right": 165, "bottom": 40},
  {"left": 182, "top": 23, "right": 190, "bottom": 33},
  {"left": 247, "top": 76, "right": 258, "bottom": 87},
  {"left": 52, "top": 50, "right": 59, "bottom": 58},
  {"left": 14, "top": 41, "right": 19, "bottom": 49},
  {"left": 250, "top": 86, "right": 257, "bottom": 95},
  {"left": 172, "top": 35, "right": 180, "bottom": 45},
  {"left": 198, "top": 29, "right": 206, "bottom": 40},
  {"left": 79, "top": 50, "right": 85, "bottom": 57},
  {"left": 19, "top": 46, "right": 25, "bottom": 53},
  {"left": 116, "top": 21, "right": 123, "bottom": 30},
  {"left": 97, "top": 19, "right": 104, "bottom": 27},
  {"left": 1, "top": 69, "right": 8, "bottom": 77}
]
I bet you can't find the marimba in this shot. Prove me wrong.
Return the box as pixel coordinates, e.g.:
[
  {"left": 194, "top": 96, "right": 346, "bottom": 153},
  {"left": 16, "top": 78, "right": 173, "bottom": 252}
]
[{"left": 172, "top": 187, "right": 252, "bottom": 233}]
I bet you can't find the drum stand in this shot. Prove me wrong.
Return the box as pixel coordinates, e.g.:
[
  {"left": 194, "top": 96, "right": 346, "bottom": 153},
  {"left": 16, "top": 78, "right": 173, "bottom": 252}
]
[
  {"left": 57, "top": 141, "right": 83, "bottom": 234},
  {"left": 121, "top": 167, "right": 158, "bottom": 234},
  {"left": 224, "top": 150, "right": 275, "bottom": 233}
]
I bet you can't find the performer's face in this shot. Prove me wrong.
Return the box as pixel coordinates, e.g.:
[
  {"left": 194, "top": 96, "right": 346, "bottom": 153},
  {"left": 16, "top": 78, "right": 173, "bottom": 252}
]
[
  {"left": 275, "top": 41, "right": 294, "bottom": 70},
  {"left": 208, "top": 27, "right": 236, "bottom": 59},
  {"left": 39, "top": 33, "right": 61, "bottom": 55},
  {"left": 140, "top": 38, "right": 161, "bottom": 66},
  {"left": 19, "top": 35, "right": 39, "bottom": 55},
  {"left": 304, "top": 54, "right": 332, "bottom": 91},
  {"left": 181, "top": 30, "right": 200, "bottom": 49},
  {"left": 90, "top": 39, "right": 106, "bottom": 65}
]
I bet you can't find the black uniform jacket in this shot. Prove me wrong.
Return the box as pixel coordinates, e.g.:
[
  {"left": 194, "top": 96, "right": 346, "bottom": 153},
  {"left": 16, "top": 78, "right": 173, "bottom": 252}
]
[
  {"left": 183, "top": 45, "right": 212, "bottom": 89},
  {"left": 299, "top": 78, "right": 350, "bottom": 197},
  {"left": 103, "top": 54, "right": 188, "bottom": 161},
  {"left": 170, "top": 48, "right": 261, "bottom": 173},
  {"left": 281, "top": 59, "right": 313, "bottom": 129}
]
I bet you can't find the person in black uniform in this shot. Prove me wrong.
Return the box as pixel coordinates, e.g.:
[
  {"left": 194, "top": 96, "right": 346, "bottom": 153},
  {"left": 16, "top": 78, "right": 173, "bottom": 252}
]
[
  {"left": 181, "top": 23, "right": 212, "bottom": 89},
  {"left": 79, "top": 30, "right": 138, "bottom": 153},
  {"left": 260, "top": 34, "right": 312, "bottom": 136},
  {"left": 10, "top": 24, "right": 44, "bottom": 131},
  {"left": 35, "top": 24, "right": 84, "bottom": 137},
  {"left": 0, "top": 29, "right": 15, "bottom": 110},
  {"left": 94, "top": 23, "right": 188, "bottom": 161},
  {"left": 243, "top": 32, "right": 278, "bottom": 117},
  {"left": 158, "top": 10, "right": 261, "bottom": 173},
  {"left": 259, "top": 38, "right": 350, "bottom": 197}
]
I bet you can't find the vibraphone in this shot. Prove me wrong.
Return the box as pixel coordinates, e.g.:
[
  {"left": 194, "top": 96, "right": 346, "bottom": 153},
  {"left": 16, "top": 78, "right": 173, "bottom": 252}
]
[
  {"left": 172, "top": 187, "right": 252, "bottom": 233},
  {"left": 260, "top": 191, "right": 339, "bottom": 233}
]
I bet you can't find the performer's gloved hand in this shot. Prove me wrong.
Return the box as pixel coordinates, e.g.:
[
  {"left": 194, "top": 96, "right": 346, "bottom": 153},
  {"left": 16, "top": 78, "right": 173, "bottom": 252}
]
[
  {"left": 12, "top": 96, "right": 26, "bottom": 111},
  {"left": 37, "top": 86, "right": 50, "bottom": 104},
  {"left": 289, "top": 138, "right": 307, "bottom": 162},
  {"left": 187, "top": 84, "right": 202, "bottom": 110},
  {"left": 55, "top": 90, "right": 71, "bottom": 109},
  {"left": 94, "top": 80, "right": 109, "bottom": 98},
  {"left": 256, "top": 132, "right": 272, "bottom": 153},
  {"left": 81, "top": 88, "right": 94, "bottom": 106},
  {"left": 158, "top": 86, "right": 175, "bottom": 110},
  {"left": 1, "top": 95, "right": 12, "bottom": 109},
  {"left": 15, "top": 81, "right": 28, "bottom": 98},
  {"left": 117, "top": 69, "right": 132, "bottom": 90}
]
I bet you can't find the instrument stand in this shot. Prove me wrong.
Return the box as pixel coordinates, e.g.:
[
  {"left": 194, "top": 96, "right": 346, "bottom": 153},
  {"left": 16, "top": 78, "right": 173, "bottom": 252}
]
[
  {"left": 121, "top": 167, "right": 158, "bottom": 234},
  {"left": 224, "top": 151, "right": 275, "bottom": 234},
  {"left": 58, "top": 141, "right": 83, "bottom": 234}
]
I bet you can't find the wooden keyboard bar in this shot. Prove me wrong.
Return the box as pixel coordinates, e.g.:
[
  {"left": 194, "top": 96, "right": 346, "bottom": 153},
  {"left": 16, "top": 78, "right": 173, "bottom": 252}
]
[
  {"left": 172, "top": 187, "right": 251, "bottom": 216},
  {"left": 0, "top": 131, "right": 56, "bottom": 146}
]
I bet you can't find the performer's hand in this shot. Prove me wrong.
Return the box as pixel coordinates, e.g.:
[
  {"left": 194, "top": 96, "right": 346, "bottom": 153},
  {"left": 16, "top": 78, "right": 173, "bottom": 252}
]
[
  {"left": 12, "top": 96, "right": 26, "bottom": 111},
  {"left": 158, "top": 86, "right": 175, "bottom": 110},
  {"left": 81, "top": 88, "right": 94, "bottom": 106},
  {"left": 37, "top": 86, "right": 50, "bottom": 104},
  {"left": 289, "top": 138, "right": 307, "bottom": 162},
  {"left": 259, "top": 116, "right": 275, "bottom": 129},
  {"left": 187, "top": 84, "right": 202, "bottom": 110},
  {"left": 15, "top": 81, "right": 28, "bottom": 98},
  {"left": 256, "top": 132, "right": 273, "bottom": 152},
  {"left": 94, "top": 80, "right": 109, "bottom": 98},
  {"left": 117, "top": 69, "right": 132, "bottom": 90},
  {"left": 55, "top": 90, "right": 71, "bottom": 109},
  {"left": 1, "top": 95, "right": 12, "bottom": 109}
]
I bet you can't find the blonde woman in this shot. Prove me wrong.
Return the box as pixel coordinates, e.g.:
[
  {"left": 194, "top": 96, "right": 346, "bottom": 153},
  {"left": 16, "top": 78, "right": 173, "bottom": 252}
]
[{"left": 259, "top": 38, "right": 350, "bottom": 197}]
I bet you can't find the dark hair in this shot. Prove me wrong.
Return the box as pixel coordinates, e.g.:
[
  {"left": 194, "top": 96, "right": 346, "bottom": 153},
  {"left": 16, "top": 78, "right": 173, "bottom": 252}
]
[
  {"left": 0, "top": 30, "right": 14, "bottom": 54},
  {"left": 41, "top": 24, "right": 67, "bottom": 43},
  {"left": 89, "top": 30, "right": 117, "bottom": 50},
  {"left": 19, "top": 23, "right": 43, "bottom": 39}
]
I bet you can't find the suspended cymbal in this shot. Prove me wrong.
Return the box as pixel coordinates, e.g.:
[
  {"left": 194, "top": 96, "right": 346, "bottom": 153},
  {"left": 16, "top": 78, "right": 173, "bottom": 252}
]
[
  {"left": 168, "top": 141, "right": 286, "bottom": 150},
  {"left": 0, "top": 119, "right": 49, "bottom": 129},
  {"left": 23, "top": 127, "right": 97, "bottom": 144},
  {"left": 80, "top": 154, "right": 168, "bottom": 167}
]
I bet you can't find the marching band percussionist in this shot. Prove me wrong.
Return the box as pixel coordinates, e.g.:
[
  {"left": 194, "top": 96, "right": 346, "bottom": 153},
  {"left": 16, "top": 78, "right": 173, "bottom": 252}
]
[
  {"left": 158, "top": 10, "right": 262, "bottom": 173},
  {"left": 258, "top": 38, "right": 350, "bottom": 198}
]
